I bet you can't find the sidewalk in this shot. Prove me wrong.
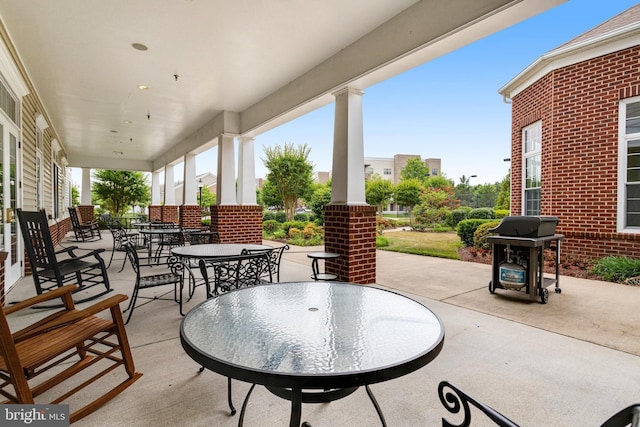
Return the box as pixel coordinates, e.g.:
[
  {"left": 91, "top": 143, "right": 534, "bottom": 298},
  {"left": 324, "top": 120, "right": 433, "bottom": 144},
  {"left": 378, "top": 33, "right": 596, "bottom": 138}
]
[{"left": 5, "top": 236, "right": 640, "bottom": 426}]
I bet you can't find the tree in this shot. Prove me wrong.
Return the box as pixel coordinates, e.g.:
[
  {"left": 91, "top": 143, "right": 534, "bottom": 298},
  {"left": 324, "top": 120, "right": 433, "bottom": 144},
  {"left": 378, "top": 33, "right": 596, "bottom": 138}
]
[
  {"left": 197, "top": 186, "right": 216, "bottom": 209},
  {"left": 71, "top": 185, "right": 80, "bottom": 206},
  {"left": 262, "top": 143, "right": 314, "bottom": 221},
  {"left": 305, "top": 182, "right": 332, "bottom": 224},
  {"left": 495, "top": 173, "right": 510, "bottom": 211},
  {"left": 260, "top": 179, "right": 283, "bottom": 209},
  {"left": 400, "top": 158, "right": 430, "bottom": 183},
  {"left": 474, "top": 182, "right": 500, "bottom": 208},
  {"left": 91, "top": 170, "right": 150, "bottom": 217},
  {"left": 365, "top": 175, "right": 394, "bottom": 218},
  {"left": 394, "top": 178, "right": 423, "bottom": 224},
  {"left": 455, "top": 175, "right": 474, "bottom": 207}
]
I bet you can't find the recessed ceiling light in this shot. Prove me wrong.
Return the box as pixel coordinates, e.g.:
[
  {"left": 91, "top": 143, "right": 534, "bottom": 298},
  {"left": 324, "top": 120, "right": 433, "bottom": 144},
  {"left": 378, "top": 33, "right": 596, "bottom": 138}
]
[
  {"left": 138, "top": 85, "right": 149, "bottom": 90},
  {"left": 132, "top": 43, "right": 148, "bottom": 51},
  {"left": 110, "top": 130, "right": 118, "bottom": 133},
  {"left": 112, "top": 151, "right": 123, "bottom": 155},
  {"left": 124, "top": 120, "right": 133, "bottom": 124}
]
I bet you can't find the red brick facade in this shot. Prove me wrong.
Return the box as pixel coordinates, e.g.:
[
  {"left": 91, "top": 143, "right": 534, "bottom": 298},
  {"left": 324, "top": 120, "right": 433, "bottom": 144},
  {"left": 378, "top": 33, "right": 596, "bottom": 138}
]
[
  {"left": 179, "top": 205, "right": 202, "bottom": 229},
  {"left": 511, "top": 45, "right": 640, "bottom": 260},
  {"left": 324, "top": 204, "right": 376, "bottom": 284},
  {"left": 0, "top": 251, "right": 7, "bottom": 306},
  {"left": 148, "top": 205, "right": 179, "bottom": 223},
  {"left": 210, "top": 205, "right": 262, "bottom": 244}
]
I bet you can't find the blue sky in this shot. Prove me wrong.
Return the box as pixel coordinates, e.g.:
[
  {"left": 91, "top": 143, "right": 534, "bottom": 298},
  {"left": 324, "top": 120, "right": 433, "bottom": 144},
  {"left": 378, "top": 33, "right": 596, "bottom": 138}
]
[
  {"left": 219, "top": 0, "right": 640, "bottom": 186},
  {"left": 72, "top": 1, "right": 640, "bottom": 187}
]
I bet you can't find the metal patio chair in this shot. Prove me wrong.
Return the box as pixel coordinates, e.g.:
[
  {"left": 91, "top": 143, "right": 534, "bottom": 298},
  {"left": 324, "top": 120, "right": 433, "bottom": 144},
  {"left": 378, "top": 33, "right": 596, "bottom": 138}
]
[{"left": 241, "top": 244, "right": 289, "bottom": 282}]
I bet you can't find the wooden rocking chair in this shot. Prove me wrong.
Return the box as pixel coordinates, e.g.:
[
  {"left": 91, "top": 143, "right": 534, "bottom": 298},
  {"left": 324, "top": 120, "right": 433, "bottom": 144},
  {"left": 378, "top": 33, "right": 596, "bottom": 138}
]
[{"left": 0, "top": 284, "right": 142, "bottom": 423}]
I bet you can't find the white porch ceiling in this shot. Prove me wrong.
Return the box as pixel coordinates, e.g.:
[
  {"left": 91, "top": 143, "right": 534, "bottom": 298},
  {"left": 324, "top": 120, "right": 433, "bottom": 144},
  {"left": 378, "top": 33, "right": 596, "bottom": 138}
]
[{"left": 0, "top": 0, "right": 565, "bottom": 172}]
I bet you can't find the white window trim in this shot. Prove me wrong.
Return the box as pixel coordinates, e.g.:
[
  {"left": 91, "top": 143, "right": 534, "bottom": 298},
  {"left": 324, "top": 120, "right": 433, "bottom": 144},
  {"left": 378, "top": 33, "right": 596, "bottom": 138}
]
[
  {"left": 522, "top": 121, "right": 542, "bottom": 215},
  {"left": 617, "top": 96, "right": 640, "bottom": 233}
]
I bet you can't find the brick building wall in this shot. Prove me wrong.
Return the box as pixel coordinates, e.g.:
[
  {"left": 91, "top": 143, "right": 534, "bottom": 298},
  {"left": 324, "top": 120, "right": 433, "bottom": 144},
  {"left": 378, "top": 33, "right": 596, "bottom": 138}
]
[
  {"left": 210, "top": 205, "right": 262, "bottom": 244},
  {"left": 511, "top": 45, "right": 640, "bottom": 260},
  {"left": 149, "top": 205, "right": 162, "bottom": 222},
  {"left": 324, "top": 204, "right": 376, "bottom": 284},
  {"left": 160, "top": 205, "right": 179, "bottom": 224}
]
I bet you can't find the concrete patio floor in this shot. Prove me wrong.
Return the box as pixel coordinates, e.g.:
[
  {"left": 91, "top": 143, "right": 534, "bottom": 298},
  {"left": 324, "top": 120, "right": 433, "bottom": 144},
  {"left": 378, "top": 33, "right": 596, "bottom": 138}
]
[{"left": 4, "top": 231, "right": 640, "bottom": 426}]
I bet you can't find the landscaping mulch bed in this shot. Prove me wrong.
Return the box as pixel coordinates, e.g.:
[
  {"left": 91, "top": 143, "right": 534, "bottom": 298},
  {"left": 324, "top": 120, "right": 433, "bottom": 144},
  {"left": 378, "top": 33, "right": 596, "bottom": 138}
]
[{"left": 457, "top": 247, "right": 604, "bottom": 281}]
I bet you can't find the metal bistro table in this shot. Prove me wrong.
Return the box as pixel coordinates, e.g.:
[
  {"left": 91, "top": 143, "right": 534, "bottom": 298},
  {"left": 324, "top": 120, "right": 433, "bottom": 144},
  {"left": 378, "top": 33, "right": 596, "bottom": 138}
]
[
  {"left": 139, "top": 228, "right": 182, "bottom": 262},
  {"left": 180, "top": 281, "right": 445, "bottom": 427},
  {"left": 171, "top": 243, "right": 272, "bottom": 259}
]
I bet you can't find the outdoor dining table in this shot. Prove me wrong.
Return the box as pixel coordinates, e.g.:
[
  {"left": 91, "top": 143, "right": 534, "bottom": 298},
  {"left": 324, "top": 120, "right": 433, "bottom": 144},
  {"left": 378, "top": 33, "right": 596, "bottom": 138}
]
[
  {"left": 180, "top": 281, "right": 445, "bottom": 427},
  {"left": 139, "top": 228, "right": 183, "bottom": 262},
  {"left": 171, "top": 243, "right": 272, "bottom": 260}
]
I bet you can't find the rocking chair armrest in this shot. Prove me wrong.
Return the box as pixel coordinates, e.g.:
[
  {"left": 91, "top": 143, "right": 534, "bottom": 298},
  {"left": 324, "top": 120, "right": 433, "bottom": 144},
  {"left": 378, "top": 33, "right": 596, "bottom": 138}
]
[
  {"left": 57, "top": 248, "right": 106, "bottom": 264},
  {"left": 12, "top": 294, "right": 129, "bottom": 343},
  {"left": 3, "top": 284, "right": 79, "bottom": 315},
  {"left": 56, "top": 246, "right": 79, "bottom": 255}
]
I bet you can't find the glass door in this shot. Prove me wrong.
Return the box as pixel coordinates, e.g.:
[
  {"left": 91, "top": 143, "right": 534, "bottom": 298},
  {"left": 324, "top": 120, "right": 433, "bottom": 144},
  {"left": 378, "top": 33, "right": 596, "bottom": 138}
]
[{"left": 0, "top": 122, "right": 21, "bottom": 288}]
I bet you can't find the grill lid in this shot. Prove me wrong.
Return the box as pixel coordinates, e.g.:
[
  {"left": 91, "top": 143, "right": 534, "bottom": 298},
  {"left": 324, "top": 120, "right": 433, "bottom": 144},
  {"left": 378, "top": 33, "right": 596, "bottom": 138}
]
[{"left": 489, "top": 216, "right": 558, "bottom": 238}]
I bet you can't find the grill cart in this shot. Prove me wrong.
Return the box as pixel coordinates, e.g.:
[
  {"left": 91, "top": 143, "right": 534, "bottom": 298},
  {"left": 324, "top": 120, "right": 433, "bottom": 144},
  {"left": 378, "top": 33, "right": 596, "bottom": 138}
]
[{"left": 487, "top": 216, "right": 565, "bottom": 304}]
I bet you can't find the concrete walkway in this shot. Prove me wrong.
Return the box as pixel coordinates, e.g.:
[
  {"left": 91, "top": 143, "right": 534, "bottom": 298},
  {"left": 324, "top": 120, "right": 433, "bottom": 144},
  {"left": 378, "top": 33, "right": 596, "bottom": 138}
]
[{"left": 5, "top": 235, "right": 640, "bottom": 426}]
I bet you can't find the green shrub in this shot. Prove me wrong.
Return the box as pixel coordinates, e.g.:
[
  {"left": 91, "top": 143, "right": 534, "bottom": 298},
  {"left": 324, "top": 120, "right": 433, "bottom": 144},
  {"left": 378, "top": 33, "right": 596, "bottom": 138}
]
[
  {"left": 473, "top": 220, "right": 501, "bottom": 249},
  {"left": 377, "top": 218, "right": 394, "bottom": 234},
  {"left": 376, "top": 236, "right": 389, "bottom": 247},
  {"left": 262, "top": 219, "right": 280, "bottom": 234},
  {"left": 411, "top": 223, "right": 429, "bottom": 232},
  {"left": 468, "top": 208, "right": 495, "bottom": 219},
  {"left": 431, "top": 224, "right": 453, "bottom": 232},
  {"left": 593, "top": 256, "right": 640, "bottom": 282},
  {"left": 281, "top": 220, "right": 307, "bottom": 235},
  {"left": 494, "top": 209, "right": 510, "bottom": 219},
  {"left": 272, "top": 229, "right": 286, "bottom": 239},
  {"left": 293, "top": 213, "right": 309, "bottom": 222},
  {"left": 275, "top": 211, "right": 287, "bottom": 223},
  {"left": 448, "top": 207, "right": 471, "bottom": 228},
  {"left": 262, "top": 211, "right": 276, "bottom": 222},
  {"left": 457, "top": 219, "right": 495, "bottom": 247},
  {"left": 201, "top": 219, "right": 211, "bottom": 227}
]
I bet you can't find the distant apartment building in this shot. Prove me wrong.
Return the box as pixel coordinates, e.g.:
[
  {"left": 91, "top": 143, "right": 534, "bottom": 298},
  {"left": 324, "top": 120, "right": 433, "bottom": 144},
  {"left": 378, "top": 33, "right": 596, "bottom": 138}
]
[{"left": 364, "top": 155, "right": 441, "bottom": 184}]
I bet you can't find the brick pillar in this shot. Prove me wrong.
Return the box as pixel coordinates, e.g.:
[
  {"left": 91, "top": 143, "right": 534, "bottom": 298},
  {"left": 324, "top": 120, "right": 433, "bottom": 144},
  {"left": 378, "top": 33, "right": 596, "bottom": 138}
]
[
  {"left": 149, "top": 205, "right": 162, "bottom": 222},
  {"left": 160, "top": 205, "right": 179, "bottom": 224},
  {"left": 179, "top": 205, "right": 202, "bottom": 229},
  {"left": 324, "top": 204, "right": 377, "bottom": 284},
  {"left": 0, "top": 251, "right": 7, "bottom": 307},
  {"left": 210, "top": 205, "right": 262, "bottom": 244},
  {"left": 77, "top": 205, "right": 95, "bottom": 224}
]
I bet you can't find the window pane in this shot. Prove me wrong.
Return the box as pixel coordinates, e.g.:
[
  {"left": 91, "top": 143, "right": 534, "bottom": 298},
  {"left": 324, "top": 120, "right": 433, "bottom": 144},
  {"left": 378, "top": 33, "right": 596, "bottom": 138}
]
[
  {"left": 627, "top": 102, "right": 640, "bottom": 134},
  {"left": 525, "top": 188, "right": 540, "bottom": 215},
  {"left": 626, "top": 184, "right": 640, "bottom": 227}
]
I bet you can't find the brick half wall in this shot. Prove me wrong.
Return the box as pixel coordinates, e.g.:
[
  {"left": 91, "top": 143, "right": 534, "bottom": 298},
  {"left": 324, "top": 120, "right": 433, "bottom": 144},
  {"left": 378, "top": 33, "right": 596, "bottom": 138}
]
[
  {"left": 324, "top": 204, "right": 377, "bottom": 284},
  {"left": 210, "top": 205, "right": 262, "bottom": 243}
]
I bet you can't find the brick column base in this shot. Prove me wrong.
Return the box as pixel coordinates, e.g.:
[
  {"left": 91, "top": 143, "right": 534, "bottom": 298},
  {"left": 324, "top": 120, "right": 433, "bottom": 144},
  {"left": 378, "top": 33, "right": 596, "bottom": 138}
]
[
  {"left": 161, "top": 205, "right": 179, "bottom": 224},
  {"left": 324, "top": 204, "right": 377, "bottom": 284},
  {"left": 149, "top": 205, "right": 162, "bottom": 222},
  {"left": 77, "top": 205, "right": 95, "bottom": 223},
  {"left": 180, "top": 205, "right": 202, "bottom": 229},
  {"left": 210, "top": 205, "right": 262, "bottom": 244}
]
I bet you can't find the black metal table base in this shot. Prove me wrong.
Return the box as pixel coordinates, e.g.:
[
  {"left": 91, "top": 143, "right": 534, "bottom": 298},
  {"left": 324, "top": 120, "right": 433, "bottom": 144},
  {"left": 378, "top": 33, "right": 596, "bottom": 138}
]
[{"left": 237, "top": 384, "right": 387, "bottom": 427}]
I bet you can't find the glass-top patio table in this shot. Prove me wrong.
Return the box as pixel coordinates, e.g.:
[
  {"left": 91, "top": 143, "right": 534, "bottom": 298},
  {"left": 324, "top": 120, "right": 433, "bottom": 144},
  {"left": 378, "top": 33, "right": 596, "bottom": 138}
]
[{"left": 180, "top": 281, "right": 445, "bottom": 427}]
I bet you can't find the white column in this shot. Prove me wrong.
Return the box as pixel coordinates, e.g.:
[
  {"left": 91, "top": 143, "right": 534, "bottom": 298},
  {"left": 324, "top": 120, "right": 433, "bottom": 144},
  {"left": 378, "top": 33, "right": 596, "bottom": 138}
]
[
  {"left": 216, "top": 134, "right": 237, "bottom": 205},
  {"left": 81, "top": 167, "right": 92, "bottom": 205},
  {"left": 164, "top": 164, "right": 175, "bottom": 205},
  {"left": 151, "top": 171, "right": 161, "bottom": 205},
  {"left": 331, "top": 87, "right": 366, "bottom": 204},
  {"left": 183, "top": 153, "right": 197, "bottom": 205},
  {"left": 237, "top": 136, "right": 257, "bottom": 205}
]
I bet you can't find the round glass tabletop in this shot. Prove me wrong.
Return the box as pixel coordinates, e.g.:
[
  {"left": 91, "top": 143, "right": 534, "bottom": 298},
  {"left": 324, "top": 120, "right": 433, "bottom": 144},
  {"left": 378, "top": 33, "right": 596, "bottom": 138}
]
[{"left": 180, "top": 281, "right": 444, "bottom": 389}]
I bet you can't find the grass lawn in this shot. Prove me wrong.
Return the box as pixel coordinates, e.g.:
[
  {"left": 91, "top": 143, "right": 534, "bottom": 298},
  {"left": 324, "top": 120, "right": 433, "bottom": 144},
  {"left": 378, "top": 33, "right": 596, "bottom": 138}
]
[{"left": 380, "top": 230, "right": 462, "bottom": 260}]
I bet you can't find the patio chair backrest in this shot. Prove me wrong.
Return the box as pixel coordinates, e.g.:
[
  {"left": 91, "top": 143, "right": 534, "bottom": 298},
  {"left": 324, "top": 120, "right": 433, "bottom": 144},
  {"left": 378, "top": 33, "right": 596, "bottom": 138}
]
[
  {"left": 68, "top": 207, "right": 83, "bottom": 228},
  {"left": 241, "top": 244, "right": 289, "bottom": 282},
  {"left": 198, "top": 252, "right": 271, "bottom": 298},
  {"left": 16, "top": 209, "right": 58, "bottom": 271}
]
